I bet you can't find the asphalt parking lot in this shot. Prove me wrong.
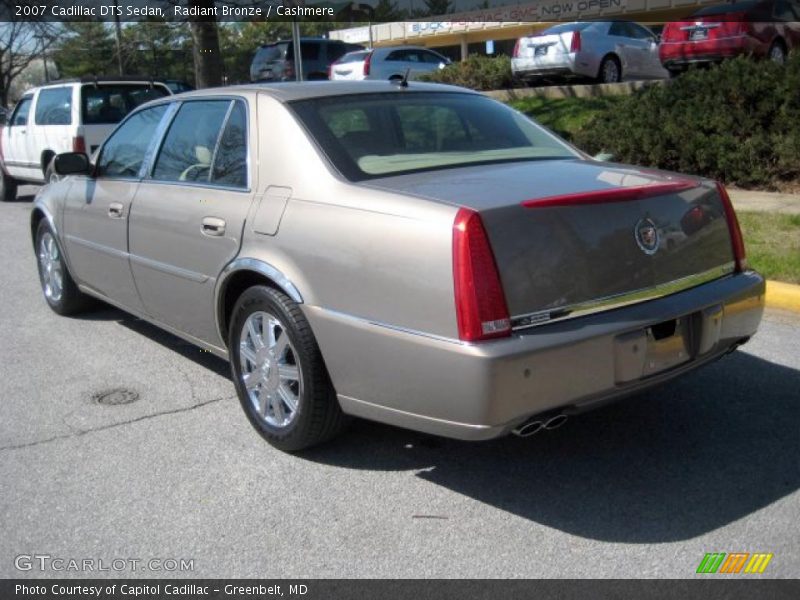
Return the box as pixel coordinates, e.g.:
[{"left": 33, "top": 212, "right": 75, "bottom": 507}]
[{"left": 1, "top": 188, "right": 799, "bottom": 579}]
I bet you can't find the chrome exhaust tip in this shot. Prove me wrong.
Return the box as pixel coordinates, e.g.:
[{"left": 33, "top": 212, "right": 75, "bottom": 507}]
[
  {"left": 544, "top": 414, "right": 568, "bottom": 430},
  {"left": 512, "top": 420, "right": 544, "bottom": 437}
]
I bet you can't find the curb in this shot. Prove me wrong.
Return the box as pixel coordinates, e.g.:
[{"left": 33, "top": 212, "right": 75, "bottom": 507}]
[{"left": 766, "top": 280, "right": 800, "bottom": 313}]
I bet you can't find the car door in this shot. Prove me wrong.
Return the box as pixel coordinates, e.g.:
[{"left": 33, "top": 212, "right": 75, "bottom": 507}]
[
  {"left": 62, "top": 103, "right": 170, "bottom": 313},
  {"left": 607, "top": 22, "right": 642, "bottom": 77},
  {"left": 628, "top": 23, "right": 667, "bottom": 78},
  {"left": 127, "top": 98, "right": 254, "bottom": 346},
  {"left": 3, "top": 95, "right": 37, "bottom": 181}
]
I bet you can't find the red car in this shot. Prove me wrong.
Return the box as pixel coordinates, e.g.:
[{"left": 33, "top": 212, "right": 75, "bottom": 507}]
[{"left": 660, "top": 0, "right": 800, "bottom": 75}]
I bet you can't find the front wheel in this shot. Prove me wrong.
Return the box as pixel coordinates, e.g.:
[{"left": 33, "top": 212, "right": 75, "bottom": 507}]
[
  {"left": 229, "top": 285, "right": 347, "bottom": 452},
  {"left": 35, "top": 220, "right": 93, "bottom": 315},
  {"left": 0, "top": 169, "right": 17, "bottom": 202}
]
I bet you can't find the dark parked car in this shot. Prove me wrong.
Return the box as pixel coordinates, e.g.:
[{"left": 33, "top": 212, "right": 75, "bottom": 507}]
[
  {"left": 660, "top": 0, "right": 800, "bottom": 74},
  {"left": 250, "top": 38, "right": 364, "bottom": 82}
]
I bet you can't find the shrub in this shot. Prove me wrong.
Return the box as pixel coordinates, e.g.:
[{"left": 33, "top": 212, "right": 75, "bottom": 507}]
[
  {"left": 572, "top": 55, "right": 800, "bottom": 189},
  {"left": 419, "top": 54, "right": 513, "bottom": 91}
]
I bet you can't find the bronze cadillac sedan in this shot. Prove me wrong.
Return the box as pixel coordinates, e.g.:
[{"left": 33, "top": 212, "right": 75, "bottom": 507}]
[{"left": 30, "top": 82, "right": 764, "bottom": 451}]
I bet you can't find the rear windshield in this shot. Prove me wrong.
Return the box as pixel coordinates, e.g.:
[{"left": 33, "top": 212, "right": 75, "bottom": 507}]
[
  {"left": 255, "top": 44, "right": 287, "bottom": 64},
  {"left": 338, "top": 51, "right": 369, "bottom": 64},
  {"left": 81, "top": 84, "right": 169, "bottom": 125},
  {"left": 291, "top": 92, "right": 577, "bottom": 181},
  {"left": 540, "top": 22, "right": 592, "bottom": 35}
]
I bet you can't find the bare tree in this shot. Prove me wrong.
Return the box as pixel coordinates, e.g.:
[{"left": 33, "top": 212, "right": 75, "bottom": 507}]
[{"left": 0, "top": 20, "right": 57, "bottom": 107}]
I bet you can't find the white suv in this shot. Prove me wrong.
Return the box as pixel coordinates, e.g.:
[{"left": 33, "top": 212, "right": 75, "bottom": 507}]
[{"left": 0, "top": 77, "right": 171, "bottom": 201}]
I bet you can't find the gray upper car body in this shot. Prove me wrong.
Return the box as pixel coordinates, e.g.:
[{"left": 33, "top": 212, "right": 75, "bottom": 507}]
[
  {"left": 31, "top": 81, "right": 763, "bottom": 450},
  {"left": 512, "top": 21, "right": 669, "bottom": 83}
]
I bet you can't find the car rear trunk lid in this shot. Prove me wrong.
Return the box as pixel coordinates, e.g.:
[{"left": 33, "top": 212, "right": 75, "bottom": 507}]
[{"left": 364, "top": 160, "right": 737, "bottom": 327}]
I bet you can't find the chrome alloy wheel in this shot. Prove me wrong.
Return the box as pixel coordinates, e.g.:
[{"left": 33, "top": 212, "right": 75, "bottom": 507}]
[
  {"left": 38, "top": 232, "right": 64, "bottom": 302},
  {"left": 602, "top": 59, "right": 620, "bottom": 83},
  {"left": 239, "top": 311, "right": 303, "bottom": 428}
]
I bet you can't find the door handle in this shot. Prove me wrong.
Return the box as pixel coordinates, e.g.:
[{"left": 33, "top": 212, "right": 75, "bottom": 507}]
[
  {"left": 202, "top": 216, "right": 226, "bottom": 236},
  {"left": 108, "top": 202, "right": 124, "bottom": 218}
]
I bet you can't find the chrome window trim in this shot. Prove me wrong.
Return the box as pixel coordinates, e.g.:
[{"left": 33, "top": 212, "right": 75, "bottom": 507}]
[{"left": 511, "top": 262, "right": 737, "bottom": 331}]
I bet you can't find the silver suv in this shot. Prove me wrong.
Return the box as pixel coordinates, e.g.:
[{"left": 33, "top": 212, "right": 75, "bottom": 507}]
[{"left": 250, "top": 38, "right": 363, "bottom": 82}]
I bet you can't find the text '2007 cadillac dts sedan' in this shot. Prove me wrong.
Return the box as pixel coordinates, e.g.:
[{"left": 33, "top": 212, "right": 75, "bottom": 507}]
[{"left": 31, "top": 81, "right": 764, "bottom": 452}]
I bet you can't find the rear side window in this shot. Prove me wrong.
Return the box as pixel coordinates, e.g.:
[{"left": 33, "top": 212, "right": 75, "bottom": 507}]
[
  {"left": 35, "top": 87, "right": 73, "bottom": 125},
  {"left": 212, "top": 102, "right": 248, "bottom": 188},
  {"left": 285, "top": 42, "right": 321, "bottom": 61},
  {"left": 82, "top": 84, "right": 169, "bottom": 125},
  {"left": 97, "top": 104, "right": 167, "bottom": 178},
  {"left": 10, "top": 97, "right": 32, "bottom": 126}
]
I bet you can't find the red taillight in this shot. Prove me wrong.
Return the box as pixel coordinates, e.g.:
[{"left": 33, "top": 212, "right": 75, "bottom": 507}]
[
  {"left": 363, "top": 51, "right": 372, "bottom": 76},
  {"left": 513, "top": 39, "right": 521, "bottom": 58},
  {"left": 570, "top": 30, "right": 582, "bottom": 53},
  {"left": 716, "top": 182, "right": 747, "bottom": 272},
  {"left": 452, "top": 208, "right": 511, "bottom": 342},
  {"left": 72, "top": 136, "right": 86, "bottom": 154}
]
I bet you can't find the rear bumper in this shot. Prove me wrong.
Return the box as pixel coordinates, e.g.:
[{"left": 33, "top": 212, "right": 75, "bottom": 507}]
[
  {"left": 659, "top": 36, "right": 757, "bottom": 68},
  {"left": 306, "top": 271, "right": 765, "bottom": 440},
  {"left": 512, "top": 54, "right": 590, "bottom": 79}
]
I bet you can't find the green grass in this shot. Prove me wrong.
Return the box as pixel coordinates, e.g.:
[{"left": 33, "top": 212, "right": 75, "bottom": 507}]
[
  {"left": 737, "top": 212, "right": 800, "bottom": 283},
  {"left": 508, "top": 96, "right": 624, "bottom": 142}
]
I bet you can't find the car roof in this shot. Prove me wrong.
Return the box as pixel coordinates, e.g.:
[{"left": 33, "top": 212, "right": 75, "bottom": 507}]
[{"left": 170, "top": 81, "right": 478, "bottom": 103}]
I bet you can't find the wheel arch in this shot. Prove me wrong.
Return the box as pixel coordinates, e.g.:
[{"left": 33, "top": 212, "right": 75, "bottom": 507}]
[
  {"left": 598, "top": 52, "right": 621, "bottom": 79},
  {"left": 215, "top": 259, "right": 304, "bottom": 345}
]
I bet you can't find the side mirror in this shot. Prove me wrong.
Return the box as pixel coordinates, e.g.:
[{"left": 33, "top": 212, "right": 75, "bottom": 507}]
[
  {"left": 53, "top": 152, "right": 90, "bottom": 176},
  {"left": 593, "top": 152, "right": 615, "bottom": 162}
]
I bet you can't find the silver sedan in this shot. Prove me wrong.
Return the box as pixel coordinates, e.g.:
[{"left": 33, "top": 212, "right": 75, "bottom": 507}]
[
  {"left": 32, "top": 82, "right": 762, "bottom": 452},
  {"left": 512, "top": 21, "right": 668, "bottom": 84}
]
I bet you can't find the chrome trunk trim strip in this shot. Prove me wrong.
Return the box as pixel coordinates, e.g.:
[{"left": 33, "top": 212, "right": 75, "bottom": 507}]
[{"left": 510, "top": 262, "right": 736, "bottom": 331}]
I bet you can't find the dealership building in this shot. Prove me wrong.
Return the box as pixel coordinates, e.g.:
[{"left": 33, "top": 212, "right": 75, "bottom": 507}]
[{"left": 330, "top": 0, "right": 721, "bottom": 60}]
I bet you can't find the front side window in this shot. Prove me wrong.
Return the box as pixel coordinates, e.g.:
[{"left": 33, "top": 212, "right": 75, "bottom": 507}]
[
  {"left": 291, "top": 92, "right": 577, "bottom": 181},
  {"left": 96, "top": 104, "right": 168, "bottom": 178},
  {"left": 152, "top": 100, "right": 231, "bottom": 183},
  {"left": 10, "top": 97, "right": 33, "bottom": 126},
  {"left": 35, "top": 87, "right": 73, "bottom": 125},
  {"left": 82, "top": 84, "right": 169, "bottom": 125}
]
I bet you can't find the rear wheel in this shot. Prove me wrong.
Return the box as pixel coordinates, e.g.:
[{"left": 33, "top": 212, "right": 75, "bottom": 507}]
[
  {"left": 44, "top": 159, "right": 60, "bottom": 185},
  {"left": 598, "top": 55, "right": 622, "bottom": 83},
  {"left": 769, "top": 40, "right": 787, "bottom": 64},
  {"left": 35, "top": 220, "right": 93, "bottom": 315},
  {"left": 667, "top": 68, "right": 683, "bottom": 79},
  {"left": 0, "top": 169, "right": 17, "bottom": 202},
  {"left": 229, "top": 285, "right": 347, "bottom": 452}
]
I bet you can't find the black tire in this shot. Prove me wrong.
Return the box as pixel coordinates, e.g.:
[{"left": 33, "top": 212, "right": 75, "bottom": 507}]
[
  {"left": 768, "top": 40, "right": 787, "bottom": 65},
  {"left": 597, "top": 55, "right": 622, "bottom": 83},
  {"left": 34, "top": 219, "right": 93, "bottom": 315},
  {"left": 0, "top": 169, "right": 17, "bottom": 202},
  {"left": 229, "top": 285, "right": 347, "bottom": 452},
  {"left": 44, "top": 158, "right": 60, "bottom": 185},
  {"left": 667, "top": 68, "right": 683, "bottom": 79}
]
